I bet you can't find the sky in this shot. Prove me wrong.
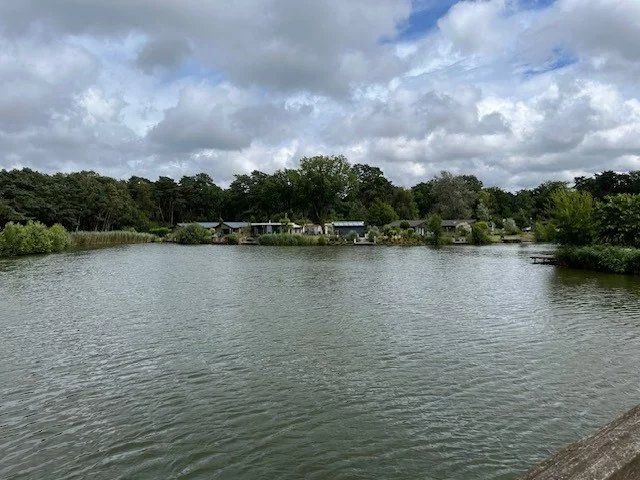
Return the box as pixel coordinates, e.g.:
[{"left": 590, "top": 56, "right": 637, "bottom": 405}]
[{"left": 0, "top": 0, "right": 639, "bottom": 190}]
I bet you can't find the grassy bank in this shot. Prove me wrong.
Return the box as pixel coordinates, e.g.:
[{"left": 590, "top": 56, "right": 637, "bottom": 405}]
[
  {"left": 556, "top": 245, "right": 640, "bottom": 274},
  {"left": 70, "top": 230, "right": 156, "bottom": 248}
]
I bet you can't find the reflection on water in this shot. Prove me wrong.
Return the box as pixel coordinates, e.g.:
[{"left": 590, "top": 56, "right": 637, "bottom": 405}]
[{"left": 1, "top": 243, "right": 639, "bottom": 479}]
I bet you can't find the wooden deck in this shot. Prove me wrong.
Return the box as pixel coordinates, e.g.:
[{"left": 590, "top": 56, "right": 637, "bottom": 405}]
[{"left": 531, "top": 255, "right": 558, "bottom": 265}]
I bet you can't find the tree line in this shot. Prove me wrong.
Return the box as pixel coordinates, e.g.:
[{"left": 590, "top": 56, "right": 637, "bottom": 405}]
[{"left": 2, "top": 155, "right": 640, "bottom": 232}]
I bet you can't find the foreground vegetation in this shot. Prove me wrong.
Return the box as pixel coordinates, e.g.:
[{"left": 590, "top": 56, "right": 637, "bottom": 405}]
[
  {"left": 0, "top": 222, "right": 70, "bottom": 257},
  {"left": 0, "top": 222, "right": 157, "bottom": 257}
]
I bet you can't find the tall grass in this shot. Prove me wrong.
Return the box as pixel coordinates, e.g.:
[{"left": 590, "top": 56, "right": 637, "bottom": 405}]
[
  {"left": 258, "top": 234, "right": 326, "bottom": 246},
  {"left": 556, "top": 245, "right": 640, "bottom": 274},
  {"left": 70, "top": 230, "right": 156, "bottom": 248}
]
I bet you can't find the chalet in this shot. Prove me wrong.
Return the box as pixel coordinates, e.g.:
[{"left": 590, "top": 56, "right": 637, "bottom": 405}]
[
  {"left": 250, "top": 222, "right": 302, "bottom": 236},
  {"left": 219, "top": 221, "right": 250, "bottom": 235},
  {"left": 387, "top": 220, "right": 427, "bottom": 235},
  {"left": 329, "top": 221, "right": 366, "bottom": 237},
  {"left": 302, "top": 224, "right": 324, "bottom": 235}
]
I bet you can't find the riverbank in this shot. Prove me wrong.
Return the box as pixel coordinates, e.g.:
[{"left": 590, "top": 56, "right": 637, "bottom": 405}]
[{"left": 518, "top": 404, "right": 640, "bottom": 479}]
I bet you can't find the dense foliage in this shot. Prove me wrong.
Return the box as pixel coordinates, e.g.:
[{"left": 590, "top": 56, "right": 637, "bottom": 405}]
[
  {"left": 470, "top": 221, "right": 492, "bottom": 245},
  {"left": 4, "top": 162, "right": 640, "bottom": 244},
  {"left": 0, "top": 221, "right": 70, "bottom": 257},
  {"left": 172, "top": 224, "right": 213, "bottom": 245},
  {"left": 550, "top": 190, "right": 595, "bottom": 246}
]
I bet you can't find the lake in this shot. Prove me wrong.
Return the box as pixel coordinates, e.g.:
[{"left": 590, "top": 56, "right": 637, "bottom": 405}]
[{"left": 2, "top": 244, "right": 640, "bottom": 479}]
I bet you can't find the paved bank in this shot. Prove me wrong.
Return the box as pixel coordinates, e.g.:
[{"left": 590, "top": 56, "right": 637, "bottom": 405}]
[{"left": 519, "top": 405, "right": 640, "bottom": 479}]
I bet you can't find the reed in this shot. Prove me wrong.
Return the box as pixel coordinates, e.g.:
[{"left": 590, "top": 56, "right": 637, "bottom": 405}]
[
  {"left": 257, "top": 234, "right": 325, "bottom": 246},
  {"left": 70, "top": 230, "right": 156, "bottom": 248}
]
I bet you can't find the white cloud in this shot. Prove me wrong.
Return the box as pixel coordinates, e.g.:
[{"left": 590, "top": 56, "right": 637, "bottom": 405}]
[{"left": 0, "top": 0, "right": 639, "bottom": 189}]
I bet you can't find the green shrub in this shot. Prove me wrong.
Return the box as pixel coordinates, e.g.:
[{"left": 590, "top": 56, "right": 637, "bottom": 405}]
[
  {"left": 316, "top": 235, "right": 328, "bottom": 246},
  {"left": 226, "top": 233, "right": 240, "bottom": 245},
  {"left": 149, "top": 226, "right": 172, "bottom": 237},
  {"left": 471, "top": 221, "right": 492, "bottom": 245},
  {"left": 345, "top": 231, "right": 358, "bottom": 242},
  {"left": 503, "top": 218, "right": 520, "bottom": 235},
  {"left": 367, "top": 226, "right": 380, "bottom": 243},
  {"left": 1, "top": 222, "right": 28, "bottom": 256},
  {"left": 399, "top": 220, "right": 411, "bottom": 230},
  {"left": 26, "top": 221, "right": 53, "bottom": 254},
  {"left": 0, "top": 221, "right": 71, "bottom": 257},
  {"left": 533, "top": 221, "right": 557, "bottom": 243},
  {"left": 172, "top": 224, "right": 213, "bottom": 245},
  {"left": 49, "top": 224, "right": 71, "bottom": 251}
]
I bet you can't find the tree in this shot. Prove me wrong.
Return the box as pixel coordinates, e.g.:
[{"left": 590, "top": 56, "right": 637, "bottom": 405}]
[
  {"left": 352, "top": 164, "right": 394, "bottom": 207},
  {"left": 154, "top": 176, "right": 181, "bottom": 225},
  {"left": 551, "top": 189, "right": 595, "bottom": 246},
  {"left": 299, "top": 155, "right": 355, "bottom": 225},
  {"left": 412, "top": 182, "right": 434, "bottom": 217},
  {"left": 471, "top": 221, "right": 492, "bottom": 245},
  {"left": 429, "top": 171, "right": 477, "bottom": 219},
  {"left": 179, "top": 173, "right": 224, "bottom": 222},
  {"left": 391, "top": 188, "right": 418, "bottom": 219},
  {"left": 594, "top": 194, "right": 640, "bottom": 247},
  {"left": 366, "top": 201, "right": 398, "bottom": 227},
  {"left": 427, "top": 214, "right": 443, "bottom": 246},
  {"left": 503, "top": 218, "right": 519, "bottom": 235}
]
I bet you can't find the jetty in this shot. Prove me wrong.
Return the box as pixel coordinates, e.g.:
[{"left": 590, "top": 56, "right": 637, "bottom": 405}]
[
  {"left": 531, "top": 255, "right": 557, "bottom": 265},
  {"left": 518, "top": 404, "right": 640, "bottom": 479}
]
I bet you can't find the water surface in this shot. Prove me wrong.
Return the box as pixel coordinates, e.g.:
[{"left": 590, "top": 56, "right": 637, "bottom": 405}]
[{"left": 1, "top": 244, "right": 640, "bottom": 479}]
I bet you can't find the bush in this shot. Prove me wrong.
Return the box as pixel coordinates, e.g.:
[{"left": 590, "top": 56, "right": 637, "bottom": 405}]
[
  {"left": 149, "top": 226, "right": 172, "bottom": 237},
  {"left": 316, "top": 235, "right": 328, "bottom": 246},
  {"left": 534, "top": 221, "right": 557, "bottom": 243},
  {"left": 367, "top": 226, "right": 380, "bottom": 243},
  {"left": 0, "top": 221, "right": 71, "bottom": 257},
  {"left": 503, "top": 218, "right": 520, "bottom": 235},
  {"left": 366, "top": 201, "right": 398, "bottom": 226},
  {"left": 226, "top": 233, "right": 240, "bottom": 245},
  {"left": 471, "top": 221, "right": 492, "bottom": 245},
  {"left": 345, "top": 231, "right": 358, "bottom": 242},
  {"left": 557, "top": 245, "right": 640, "bottom": 274},
  {"left": 172, "top": 224, "right": 213, "bottom": 245},
  {"left": 399, "top": 220, "right": 411, "bottom": 230}
]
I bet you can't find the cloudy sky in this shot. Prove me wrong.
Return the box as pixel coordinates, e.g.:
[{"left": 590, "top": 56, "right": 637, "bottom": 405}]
[{"left": 0, "top": 0, "right": 639, "bottom": 189}]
